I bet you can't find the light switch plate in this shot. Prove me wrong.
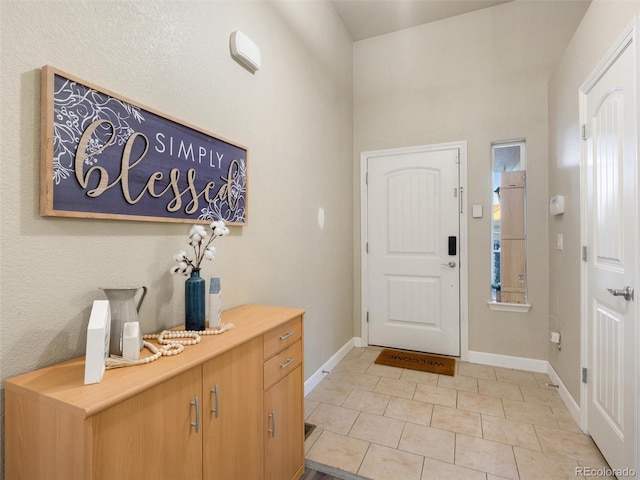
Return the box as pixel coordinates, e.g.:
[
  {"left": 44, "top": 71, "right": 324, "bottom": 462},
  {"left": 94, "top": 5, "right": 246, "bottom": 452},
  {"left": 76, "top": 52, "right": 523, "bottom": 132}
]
[{"left": 472, "top": 204, "right": 483, "bottom": 218}]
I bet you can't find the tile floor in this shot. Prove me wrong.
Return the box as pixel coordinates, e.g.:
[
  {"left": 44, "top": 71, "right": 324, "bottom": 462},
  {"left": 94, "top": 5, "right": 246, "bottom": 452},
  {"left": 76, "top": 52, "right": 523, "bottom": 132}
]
[{"left": 304, "top": 346, "right": 613, "bottom": 480}]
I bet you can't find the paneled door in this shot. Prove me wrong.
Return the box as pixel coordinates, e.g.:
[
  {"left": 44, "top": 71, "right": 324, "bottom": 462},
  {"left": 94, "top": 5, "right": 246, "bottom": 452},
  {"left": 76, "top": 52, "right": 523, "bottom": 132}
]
[
  {"left": 582, "top": 20, "right": 638, "bottom": 473},
  {"left": 366, "top": 145, "right": 460, "bottom": 356}
]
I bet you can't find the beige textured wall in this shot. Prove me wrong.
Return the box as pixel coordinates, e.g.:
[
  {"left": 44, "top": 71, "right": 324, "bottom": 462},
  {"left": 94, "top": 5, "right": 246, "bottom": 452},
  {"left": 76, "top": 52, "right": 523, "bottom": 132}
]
[
  {"left": 353, "top": 1, "right": 589, "bottom": 360},
  {"left": 0, "top": 0, "right": 353, "bottom": 472},
  {"left": 548, "top": 0, "right": 640, "bottom": 402}
]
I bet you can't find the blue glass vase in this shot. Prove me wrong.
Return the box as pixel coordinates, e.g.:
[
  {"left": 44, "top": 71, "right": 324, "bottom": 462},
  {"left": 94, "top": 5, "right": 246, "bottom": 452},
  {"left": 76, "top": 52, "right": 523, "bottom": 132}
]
[{"left": 185, "top": 268, "right": 206, "bottom": 331}]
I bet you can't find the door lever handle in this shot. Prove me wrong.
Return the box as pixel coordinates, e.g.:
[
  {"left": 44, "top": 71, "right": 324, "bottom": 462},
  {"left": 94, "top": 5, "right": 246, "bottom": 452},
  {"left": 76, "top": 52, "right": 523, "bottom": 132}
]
[
  {"left": 441, "top": 261, "right": 456, "bottom": 268},
  {"left": 607, "top": 286, "right": 634, "bottom": 301}
]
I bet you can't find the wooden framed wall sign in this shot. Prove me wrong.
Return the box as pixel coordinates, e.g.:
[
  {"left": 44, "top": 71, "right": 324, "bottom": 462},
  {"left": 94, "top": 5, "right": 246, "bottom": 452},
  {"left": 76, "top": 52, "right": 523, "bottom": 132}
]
[{"left": 40, "top": 66, "right": 248, "bottom": 225}]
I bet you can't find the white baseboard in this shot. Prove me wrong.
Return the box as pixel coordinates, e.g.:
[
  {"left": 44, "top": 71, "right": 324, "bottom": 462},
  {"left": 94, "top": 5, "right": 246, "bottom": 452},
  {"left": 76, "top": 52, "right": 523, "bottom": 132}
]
[
  {"left": 468, "top": 350, "right": 548, "bottom": 373},
  {"left": 304, "top": 337, "right": 360, "bottom": 396},
  {"left": 547, "top": 363, "right": 582, "bottom": 430}
]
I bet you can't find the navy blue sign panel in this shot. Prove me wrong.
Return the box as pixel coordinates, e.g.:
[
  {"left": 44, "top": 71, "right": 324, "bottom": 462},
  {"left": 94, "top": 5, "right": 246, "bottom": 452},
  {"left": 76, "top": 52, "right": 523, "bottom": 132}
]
[{"left": 40, "top": 66, "right": 247, "bottom": 225}]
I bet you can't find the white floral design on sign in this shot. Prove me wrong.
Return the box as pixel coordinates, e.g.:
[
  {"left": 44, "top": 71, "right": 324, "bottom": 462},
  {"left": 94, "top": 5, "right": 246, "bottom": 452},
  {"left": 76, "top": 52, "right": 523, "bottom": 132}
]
[{"left": 52, "top": 78, "right": 145, "bottom": 185}]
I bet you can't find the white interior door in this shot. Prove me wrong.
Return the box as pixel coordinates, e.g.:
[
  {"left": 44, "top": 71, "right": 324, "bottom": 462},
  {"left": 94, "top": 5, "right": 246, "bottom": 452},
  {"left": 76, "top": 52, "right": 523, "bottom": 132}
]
[
  {"left": 366, "top": 146, "right": 460, "bottom": 356},
  {"left": 582, "top": 21, "right": 638, "bottom": 473}
]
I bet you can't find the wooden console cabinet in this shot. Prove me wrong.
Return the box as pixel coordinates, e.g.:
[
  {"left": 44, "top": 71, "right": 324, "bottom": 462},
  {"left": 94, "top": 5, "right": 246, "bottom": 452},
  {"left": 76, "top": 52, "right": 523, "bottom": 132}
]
[{"left": 5, "top": 304, "right": 305, "bottom": 480}]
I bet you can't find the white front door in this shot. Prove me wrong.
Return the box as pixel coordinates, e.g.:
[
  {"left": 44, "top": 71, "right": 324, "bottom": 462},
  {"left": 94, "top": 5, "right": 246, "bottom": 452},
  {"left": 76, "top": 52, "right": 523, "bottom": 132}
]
[
  {"left": 582, "top": 21, "right": 638, "bottom": 473},
  {"left": 365, "top": 145, "right": 460, "bottom": 356}
]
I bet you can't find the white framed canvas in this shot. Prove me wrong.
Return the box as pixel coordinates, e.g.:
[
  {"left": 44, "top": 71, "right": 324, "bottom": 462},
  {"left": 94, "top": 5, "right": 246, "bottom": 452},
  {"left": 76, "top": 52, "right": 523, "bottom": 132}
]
[{"left": 84, "top": 300, "right": 111, "bottom": 385}]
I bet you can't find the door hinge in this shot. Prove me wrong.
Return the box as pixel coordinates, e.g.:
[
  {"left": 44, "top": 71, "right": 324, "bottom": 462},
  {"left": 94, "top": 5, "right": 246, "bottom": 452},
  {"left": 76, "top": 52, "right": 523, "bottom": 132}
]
[
  {"left": 581, "top": 124, "right": 589, "bottom": 140},
  {"left": 366, "top": 311, "right": 369, "bottom": 323},
  {"left": 582, "top": 246, "right": 588, "bottom": 262},
  {"left": 365, "top": 242, "right": 369, "bottom": 253},
  {"left": 582, "top": 367, "right": 588, "bottom": 384},
  {"left": 456, "top": 150, "right": 461, "bottom": 164}
]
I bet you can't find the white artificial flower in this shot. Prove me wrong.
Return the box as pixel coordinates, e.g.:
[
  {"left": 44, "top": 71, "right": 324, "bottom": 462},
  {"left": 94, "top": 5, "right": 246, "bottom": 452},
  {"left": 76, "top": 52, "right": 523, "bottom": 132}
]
[
  {"left": 213, "top": 225, "right": 229, "bottom": 236},
  {"left": 171, "top": 220, "right": 228, "bottom": 276},
  {"left": 212, "top": 220, "right": 230, "bottom": 236},
  {"left": 190, "top": 225, "right": 206, "bottom": 237}
]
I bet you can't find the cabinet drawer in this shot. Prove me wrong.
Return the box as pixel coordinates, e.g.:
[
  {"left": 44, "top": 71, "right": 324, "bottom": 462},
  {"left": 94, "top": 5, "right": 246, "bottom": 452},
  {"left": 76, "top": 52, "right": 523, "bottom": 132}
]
[
  {"left": 264, "top": 340, "right": 302, "bottom": 390},
  {"left": 263, "top": 317, "right": 302, "bottom": 360}
]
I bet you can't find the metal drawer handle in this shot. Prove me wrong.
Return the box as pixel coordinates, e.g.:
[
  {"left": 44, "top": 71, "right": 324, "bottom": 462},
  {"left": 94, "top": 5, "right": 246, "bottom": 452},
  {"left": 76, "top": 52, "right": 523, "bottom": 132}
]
[
  {"left": 190, "top": 396, "right": 200, "bottom": 433},
  {"left": 279, "top": 331, "right": 294, "bottom": 341},
  {"left": 210, "top": 385, "right": 219, "bottom": 418},
  {"left": 280, "top": 357, "right": 295, "bottom": 369},
  {"left": 268, "top": 411, "right": 276, "bottom": 437}
]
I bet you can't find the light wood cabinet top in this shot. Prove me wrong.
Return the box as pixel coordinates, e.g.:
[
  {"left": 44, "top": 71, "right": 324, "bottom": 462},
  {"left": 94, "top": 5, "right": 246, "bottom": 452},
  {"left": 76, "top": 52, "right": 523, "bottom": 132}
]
[{"left": 5, "top": 304, "right": 304, "bottom": 419}]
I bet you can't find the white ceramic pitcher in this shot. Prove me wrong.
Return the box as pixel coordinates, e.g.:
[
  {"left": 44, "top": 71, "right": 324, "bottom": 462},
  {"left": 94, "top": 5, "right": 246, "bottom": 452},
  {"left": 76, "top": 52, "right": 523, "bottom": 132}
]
[{"left": 101, "top": 286, "right": 147, "bottom": 356}]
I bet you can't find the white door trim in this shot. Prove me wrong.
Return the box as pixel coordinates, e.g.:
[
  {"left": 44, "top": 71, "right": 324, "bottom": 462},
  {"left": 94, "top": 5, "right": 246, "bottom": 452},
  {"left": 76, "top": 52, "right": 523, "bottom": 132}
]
[
  {"left": 360, "top": 141, "right": 469, "bottom": 360},
  {"left": 579, "top": 16, "right": 639, "bottom": 441}
]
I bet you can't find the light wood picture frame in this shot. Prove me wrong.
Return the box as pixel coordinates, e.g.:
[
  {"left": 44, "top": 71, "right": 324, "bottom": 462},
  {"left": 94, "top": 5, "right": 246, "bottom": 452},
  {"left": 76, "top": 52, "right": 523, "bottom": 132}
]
[{"left": 40, "top": 66, "right": 248, "bottom": 225}]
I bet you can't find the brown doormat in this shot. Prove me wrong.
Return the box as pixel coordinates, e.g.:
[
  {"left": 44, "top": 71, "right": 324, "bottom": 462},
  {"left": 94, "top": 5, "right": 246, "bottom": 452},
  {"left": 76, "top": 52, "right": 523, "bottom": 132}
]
[{"left": 374, "top": 349, "right": 455, "bottom": 376}]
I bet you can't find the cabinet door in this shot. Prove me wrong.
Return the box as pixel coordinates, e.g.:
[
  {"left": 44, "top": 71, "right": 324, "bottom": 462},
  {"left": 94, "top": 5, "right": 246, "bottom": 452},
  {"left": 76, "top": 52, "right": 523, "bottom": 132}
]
[
  {"left": 91, "top": 367, "right": 202, "bottom": 480},
  {"left": 202, "top": 336, "right": 264, "bottom": 480},
  {"left": 264, "top": 364, "right": 304, "bottom": 480}
]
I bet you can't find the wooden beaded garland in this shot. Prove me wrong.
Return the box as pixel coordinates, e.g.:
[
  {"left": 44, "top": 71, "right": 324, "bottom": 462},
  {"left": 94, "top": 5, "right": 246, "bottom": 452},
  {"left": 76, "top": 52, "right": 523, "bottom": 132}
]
[{"left": 106, "top": 323, "right": 235, "bottom": 369}]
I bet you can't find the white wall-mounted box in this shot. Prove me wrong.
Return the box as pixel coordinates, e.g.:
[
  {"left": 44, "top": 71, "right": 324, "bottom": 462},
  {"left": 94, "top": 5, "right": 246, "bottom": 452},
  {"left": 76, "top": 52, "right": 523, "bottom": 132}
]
[
  {"left": 230, "top": 31, "right": 261, "bottom": 72},
  {"left": 550, "top": 195, "right": 565, "bottom": 215}
]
